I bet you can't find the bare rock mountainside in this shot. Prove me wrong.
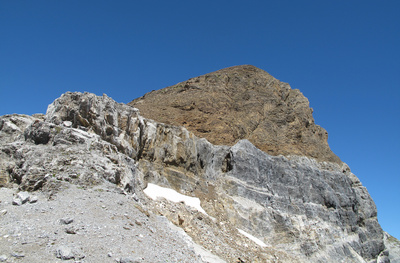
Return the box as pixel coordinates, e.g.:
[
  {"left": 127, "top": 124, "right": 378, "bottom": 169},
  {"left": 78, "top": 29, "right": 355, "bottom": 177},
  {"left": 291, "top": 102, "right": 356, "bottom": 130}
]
[
  {"left": 0, "top": 66, "right": 399, "bottom": 262},
  {"left": 129, "top": 65, "right": 340, "bottom": 164}
]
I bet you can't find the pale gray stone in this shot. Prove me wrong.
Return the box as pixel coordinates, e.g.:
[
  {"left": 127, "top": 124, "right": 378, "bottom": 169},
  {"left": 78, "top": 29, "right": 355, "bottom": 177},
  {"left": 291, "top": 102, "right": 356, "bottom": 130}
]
[
  {"left": 17, "top": 191, "right": 30, "bottom": 204},
  {"left": 63, "top": 121, "right": 72, "bottom": 127},
  {"left": 60, "top": 217, "right": 74, "bottom": 225},
  {"left": 65, "top": 226, "right": 77, "bottom": 234},
  {"left": 12, "top": 198, "right": 22, "bottom": 206},
  {"left": 55, "top": 246, "right": 84, "bottom": 260},
  {"left": 119, "top": 257, "right": 142, "bottom": 263},
  {"left": 11, "top": 252, "right": 25, "bottom": 258},
  {"left": 55, "top": 246, "right": 74, "bottom": 260},
  {"left": 29, "top": 195, "right": 38, "bottom": 203}
]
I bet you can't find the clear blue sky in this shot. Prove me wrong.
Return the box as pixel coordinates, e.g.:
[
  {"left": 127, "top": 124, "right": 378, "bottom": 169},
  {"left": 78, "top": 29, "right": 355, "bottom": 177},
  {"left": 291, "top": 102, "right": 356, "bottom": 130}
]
[{"left": 1, "top": 1, "right": 399, "bottom": 239}]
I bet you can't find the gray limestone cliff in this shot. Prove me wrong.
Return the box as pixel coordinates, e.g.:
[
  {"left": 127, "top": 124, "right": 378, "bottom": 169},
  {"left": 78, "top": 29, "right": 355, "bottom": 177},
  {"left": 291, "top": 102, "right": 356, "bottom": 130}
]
[{"left": 1, "top": 91, "right": 397, "bottom": 262}]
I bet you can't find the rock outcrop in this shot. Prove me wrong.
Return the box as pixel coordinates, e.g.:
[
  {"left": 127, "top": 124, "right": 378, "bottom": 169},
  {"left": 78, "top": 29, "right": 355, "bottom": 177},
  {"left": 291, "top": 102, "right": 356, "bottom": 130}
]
[
  {"left": 384, "top": 232, "right": 400, "bottom": 263},
  {"left": 129, "top": 65, "right": 341, "bottom": 164},
  {"left": 1, "top": 90, "right": 396, "bottom": 262}
]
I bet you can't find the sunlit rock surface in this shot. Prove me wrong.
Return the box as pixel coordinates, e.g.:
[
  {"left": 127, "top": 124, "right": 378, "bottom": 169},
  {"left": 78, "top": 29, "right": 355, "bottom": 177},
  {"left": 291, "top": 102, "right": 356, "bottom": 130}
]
[{"left": 1, "top": 88, "right": 397, "bottom": 262}]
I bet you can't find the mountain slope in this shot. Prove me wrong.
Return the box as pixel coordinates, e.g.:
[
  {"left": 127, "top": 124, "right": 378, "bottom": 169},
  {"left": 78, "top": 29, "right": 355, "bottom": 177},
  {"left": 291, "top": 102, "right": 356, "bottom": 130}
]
[
  {"left": 1, "top": 90, "right": 395, "bottom": 262},
  {"left": 129, "top": 65, "right": 341, "bottom": 164}
]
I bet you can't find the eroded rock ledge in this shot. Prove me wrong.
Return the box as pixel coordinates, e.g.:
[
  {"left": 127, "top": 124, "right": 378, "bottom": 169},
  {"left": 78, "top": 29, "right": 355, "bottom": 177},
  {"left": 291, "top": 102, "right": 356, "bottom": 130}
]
[{"left": 0, "top": 92, "right": 391, "bottom": 262}]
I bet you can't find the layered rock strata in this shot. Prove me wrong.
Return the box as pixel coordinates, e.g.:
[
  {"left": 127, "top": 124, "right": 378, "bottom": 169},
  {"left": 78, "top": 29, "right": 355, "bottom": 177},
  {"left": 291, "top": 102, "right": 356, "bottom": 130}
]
[{"left": 0, "top": 92, "right": 393, "bottom": 262}]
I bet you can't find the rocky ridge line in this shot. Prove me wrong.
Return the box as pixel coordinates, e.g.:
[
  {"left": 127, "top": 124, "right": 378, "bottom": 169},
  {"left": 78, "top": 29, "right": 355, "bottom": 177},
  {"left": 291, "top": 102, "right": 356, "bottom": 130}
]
[{"left": 0, "top": 91, "right": 396, "bottom": 262}]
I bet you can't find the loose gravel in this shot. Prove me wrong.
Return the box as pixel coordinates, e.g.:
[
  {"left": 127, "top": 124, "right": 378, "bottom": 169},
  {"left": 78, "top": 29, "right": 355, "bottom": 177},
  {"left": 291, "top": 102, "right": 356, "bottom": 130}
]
[{"left": 0, "top": 182, "right": 204, "bottom": 263}]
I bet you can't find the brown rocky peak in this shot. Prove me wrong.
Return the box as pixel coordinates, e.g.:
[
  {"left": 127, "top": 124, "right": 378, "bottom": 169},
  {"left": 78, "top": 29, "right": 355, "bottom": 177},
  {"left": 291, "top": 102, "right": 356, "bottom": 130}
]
[{"left": 129, "top": 65, "right": 341, "bottom": 164}]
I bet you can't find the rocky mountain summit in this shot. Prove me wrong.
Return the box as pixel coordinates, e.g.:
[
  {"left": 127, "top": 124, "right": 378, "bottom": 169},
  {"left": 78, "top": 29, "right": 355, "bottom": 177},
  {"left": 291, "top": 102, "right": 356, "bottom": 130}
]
[
  {"left": 129, "top": 65, "right": 340, "bottom": 164},
  {"left": 1, "top": 66, "right": 399, "bottom": 262}
]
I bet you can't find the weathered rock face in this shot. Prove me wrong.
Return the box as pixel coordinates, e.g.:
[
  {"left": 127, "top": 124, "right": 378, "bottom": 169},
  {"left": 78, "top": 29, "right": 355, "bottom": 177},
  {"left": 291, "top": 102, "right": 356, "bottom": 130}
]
[
  {"left": 45, "top": 92, "right": 141, "bottom": 159},
  {"left": 384, "top": 232, "right": 400, "bottom": 263},
  {"left": 0, "top": 91, "right": 396, "bottom": 262},
  {"left": 129, "top": 65, "right": 341, "bottom": 164},
  {"left": 222, "top": 140, "right": 384, "bottom": 261},
  {"left": 0, "top": 112, "right": 141, "bottom": 193}
]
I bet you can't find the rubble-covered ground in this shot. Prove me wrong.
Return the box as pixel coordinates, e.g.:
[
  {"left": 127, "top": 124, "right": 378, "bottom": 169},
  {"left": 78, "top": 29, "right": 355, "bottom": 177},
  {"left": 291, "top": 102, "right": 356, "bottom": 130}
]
[{"left": 0, "top": 182, "right": 207, "bottom": 263}]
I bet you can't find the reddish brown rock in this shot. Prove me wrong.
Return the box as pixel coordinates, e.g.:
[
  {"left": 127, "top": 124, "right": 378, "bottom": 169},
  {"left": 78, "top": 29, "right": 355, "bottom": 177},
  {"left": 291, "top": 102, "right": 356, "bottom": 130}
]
[{"left": 129, "top": 65, "right": 341, "bottom": 163}]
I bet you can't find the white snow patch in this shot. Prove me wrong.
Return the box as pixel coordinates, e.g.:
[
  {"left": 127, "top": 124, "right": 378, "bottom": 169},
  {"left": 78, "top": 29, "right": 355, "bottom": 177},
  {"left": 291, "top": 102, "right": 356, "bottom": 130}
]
[
  {"left": 144, "top": 183, "right": 207, "bottom": 215},
  {"left": 237, "top": 228, "right": 267, "bottom": 247}
]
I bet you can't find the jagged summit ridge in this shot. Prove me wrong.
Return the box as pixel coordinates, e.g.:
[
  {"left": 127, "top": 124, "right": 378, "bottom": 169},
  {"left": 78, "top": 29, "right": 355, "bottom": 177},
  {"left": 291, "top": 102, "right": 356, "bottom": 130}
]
[{"left": 129, "top": 65, "right": 341, "bottom": 164}]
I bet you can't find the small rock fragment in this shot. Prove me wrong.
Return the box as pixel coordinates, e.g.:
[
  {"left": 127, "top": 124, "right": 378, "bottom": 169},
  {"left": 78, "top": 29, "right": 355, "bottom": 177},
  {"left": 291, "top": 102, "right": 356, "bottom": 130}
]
[
  {"left": 65, "top": 227, "right": 77, "bottom": 234},
  {"left": 17, "top": 191, "right": 31, "bottom": 204},
  {"left": 119, "top": 257, "right": 142, "bottom": 263},
  {"left": 12, "top": 198, "right": 22, "bottom": 206},
  {"left": 56, "top": 246, "right": 74, "bottom": 260},
  {"left": 29, "top": 195, "right": 38, "bottom": 203},
  {"left": 74, "top": 251, "right": 85, "bottom": 260},
  {"left": 0, "top": 209, "right": 7, "bottom": 216},
  {"left": 63, "top": 121, "right": 72, "bottom": 127},
  {"left": 11, "top": 252, "right": 25, "bottom": 258},
  {"left": 55, "top": 246, "right": 85, "bottom": 260},
  {"left": 0, "top": 255, "right": 7, "bottom": 262},
  {"left": 60, "top": 217, "right": 74, "bottom": 225},
  {"left": 12, "top": 191, "right": 31, "bottom": 206},
  {"left": 131, "top": 193, "right": 138, "bottom": 202}
]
